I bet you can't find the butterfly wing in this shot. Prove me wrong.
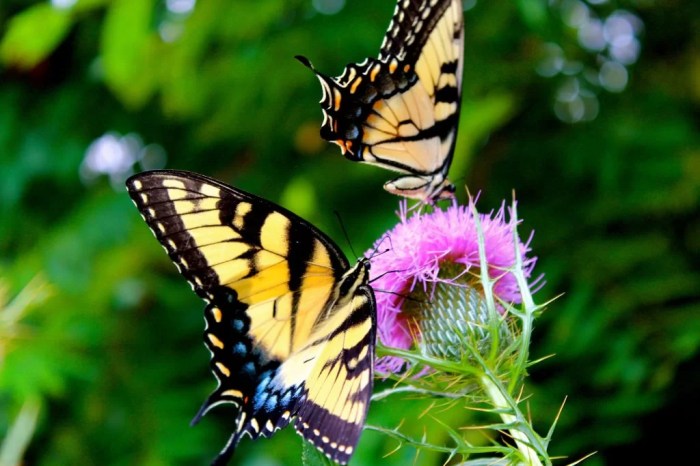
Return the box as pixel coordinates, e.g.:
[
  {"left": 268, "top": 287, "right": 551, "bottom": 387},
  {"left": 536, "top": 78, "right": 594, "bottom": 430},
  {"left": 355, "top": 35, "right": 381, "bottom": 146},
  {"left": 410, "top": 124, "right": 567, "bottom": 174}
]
[
  {"left": 292, "top": 281, "right": 375, "bottom": 464},
  {"left": 126, "top": 170, "right": 375, "bottom": 465},
  {"left": 300, "top": 0, "right": 464, "bottom": 201}
]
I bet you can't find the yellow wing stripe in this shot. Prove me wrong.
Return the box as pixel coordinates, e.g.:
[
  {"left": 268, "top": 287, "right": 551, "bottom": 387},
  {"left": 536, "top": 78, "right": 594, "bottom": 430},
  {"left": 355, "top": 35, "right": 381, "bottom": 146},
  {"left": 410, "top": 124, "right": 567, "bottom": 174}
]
[
  {"left": 172, "top": 196, "right": 220, "bottom": 215},
  {"left": 260, "top": 212, "right": 291, "bottom": 256},
  {"left": 198, "top": 241, "right": 250, "bottom": 266},
  {"left": 179, "top": 210, "right": 222, "bottom": 230}
]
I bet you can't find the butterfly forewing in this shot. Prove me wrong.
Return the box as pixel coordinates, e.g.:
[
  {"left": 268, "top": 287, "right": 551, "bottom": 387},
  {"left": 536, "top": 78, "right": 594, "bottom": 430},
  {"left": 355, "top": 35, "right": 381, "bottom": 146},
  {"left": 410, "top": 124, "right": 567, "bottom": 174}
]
[{"left": 126, "top": 170, "right": 375, "bottom": 465}]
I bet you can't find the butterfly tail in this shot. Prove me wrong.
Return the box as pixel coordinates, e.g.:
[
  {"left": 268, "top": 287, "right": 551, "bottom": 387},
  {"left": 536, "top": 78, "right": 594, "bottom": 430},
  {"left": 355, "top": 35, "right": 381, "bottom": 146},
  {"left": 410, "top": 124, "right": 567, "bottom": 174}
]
[
  {"left": 190, "top": 393, "right": 217, "bottom": 426},
  {"left": 296, "top": 55, "right": 367, "bottom": 159},
  {"left": 191, "top": 386, "right": 244, "bottom": 426},
  {"left": 191, "top": 394, "right": 247, "bottom": 466},
  {"left": 210, "top": 431, "right": 240, "bottom": 466},
  {"left": 294, "top": 55, "right": 339, "bottom": 110}
]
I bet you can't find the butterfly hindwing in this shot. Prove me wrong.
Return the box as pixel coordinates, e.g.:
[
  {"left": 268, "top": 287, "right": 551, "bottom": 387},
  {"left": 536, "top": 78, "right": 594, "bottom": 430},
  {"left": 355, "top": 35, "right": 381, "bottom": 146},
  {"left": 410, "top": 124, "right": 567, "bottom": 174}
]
[
  {"left": 126, "top": 170, "right": 375, "bottom": 465},
  {"left": 294, "top": 286, "right": 375, "bottom": 463},
  {"left": 299, "top": 0, "right": 464, "bottom": 201}
]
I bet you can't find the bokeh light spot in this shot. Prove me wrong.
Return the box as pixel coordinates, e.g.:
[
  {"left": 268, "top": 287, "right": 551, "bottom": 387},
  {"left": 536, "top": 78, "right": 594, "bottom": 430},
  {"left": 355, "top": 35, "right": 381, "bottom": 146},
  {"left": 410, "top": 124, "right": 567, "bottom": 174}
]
[
  {"left": 555, "top": 79, "right": 599, "bottom": 123},
  {"left": 536, "top": 43, "right": 565, "bottom": 77},
  {"left": 294, "top": 122, "right": 326, "bottom": 155},
  {"left": 561, "top": 0, "right": 590, "bottom": 28},
  {"left": 166, "top": 0, "right": 196, "bottom": 15},
  {"left": 51, "top": 0, "right": 77, "bottom": 9},
  {"left": 599, "top": 60, "right": 628, "bottom": 92},
  {"left": 80, "top": 132, "right": 167, "bottom": 189},
  {"left": 578, "top": 18, "right": 606, "bottom": 51},
  {"left": 312, "top": 0, "right": 345, "bottom": 16}
]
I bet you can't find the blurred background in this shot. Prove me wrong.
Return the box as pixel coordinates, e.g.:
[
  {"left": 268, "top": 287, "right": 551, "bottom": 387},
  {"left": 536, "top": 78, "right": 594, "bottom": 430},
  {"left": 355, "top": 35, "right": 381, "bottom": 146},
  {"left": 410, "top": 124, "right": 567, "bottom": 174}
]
[{"left": 1, "top": 0, "right": 698, "bottom": 465}]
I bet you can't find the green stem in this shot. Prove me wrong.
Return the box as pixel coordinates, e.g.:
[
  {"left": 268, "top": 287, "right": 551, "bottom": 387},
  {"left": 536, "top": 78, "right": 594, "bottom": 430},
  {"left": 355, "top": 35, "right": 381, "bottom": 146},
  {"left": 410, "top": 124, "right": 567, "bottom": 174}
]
[
  {"left": 0, "top": 397, "right": 41, "bottom": 466},
  {"left": 507, "top": 199, "right": 538, "bottom": 392},
  {"left": 478, "top": 374, "right": 543, "bottom": 466}
]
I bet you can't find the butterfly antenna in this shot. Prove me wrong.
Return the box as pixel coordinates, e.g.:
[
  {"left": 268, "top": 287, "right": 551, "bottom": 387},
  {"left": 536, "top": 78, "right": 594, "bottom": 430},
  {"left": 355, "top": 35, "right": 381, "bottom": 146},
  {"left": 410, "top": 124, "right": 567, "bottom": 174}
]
[
  {"left": 372, "top": 287, "right": 427, "bottom": 304},
  {"left": 368, "top": 233, "right": 394, "bottom": 261},
  {"left": 334, "top": 210, "right": 359, "bottom": 259}
]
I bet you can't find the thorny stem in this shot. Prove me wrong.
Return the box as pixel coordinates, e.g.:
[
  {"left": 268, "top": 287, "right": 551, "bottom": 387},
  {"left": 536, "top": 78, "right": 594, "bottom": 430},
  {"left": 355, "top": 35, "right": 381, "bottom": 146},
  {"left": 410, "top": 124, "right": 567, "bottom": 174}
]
[
  {"left": 507, "top": 199, "right": 538, "bottom": 389},
  {"left": 479, "top": 373, "right": 544, "bottom": 466}
]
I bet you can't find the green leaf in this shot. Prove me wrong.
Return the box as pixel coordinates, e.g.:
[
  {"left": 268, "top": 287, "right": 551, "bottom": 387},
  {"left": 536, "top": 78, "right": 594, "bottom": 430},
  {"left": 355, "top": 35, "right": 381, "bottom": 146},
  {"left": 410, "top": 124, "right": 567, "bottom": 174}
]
[
  {"left": 100, "top": 0, "right": 157, "bottom": 108},
  {"left": 301, "top": 440, "right": 335, "bottom": 466},
  {"left": 0, "top": 4, "right": 72, "bottom": 69}
]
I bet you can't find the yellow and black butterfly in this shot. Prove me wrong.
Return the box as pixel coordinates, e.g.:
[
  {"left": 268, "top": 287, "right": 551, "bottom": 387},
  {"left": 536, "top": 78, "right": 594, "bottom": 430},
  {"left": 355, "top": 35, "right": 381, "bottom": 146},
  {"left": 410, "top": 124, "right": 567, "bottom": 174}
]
[
  {"left": 126, "top": 170, "right": 375, "bottom": 465},
  {"left": 298, "top": 0, "right": 464, "bottom": 202}
]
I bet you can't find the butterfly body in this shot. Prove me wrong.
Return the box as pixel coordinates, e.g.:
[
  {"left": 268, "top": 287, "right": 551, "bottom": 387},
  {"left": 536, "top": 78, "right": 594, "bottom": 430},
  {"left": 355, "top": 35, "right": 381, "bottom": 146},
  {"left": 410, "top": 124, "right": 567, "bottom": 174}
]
[
  {"left": 126, "top": 170, "right": 375, "bottom": 465},
  {"left": 300, "top": 0, "right": 464, "bottom": 202}
]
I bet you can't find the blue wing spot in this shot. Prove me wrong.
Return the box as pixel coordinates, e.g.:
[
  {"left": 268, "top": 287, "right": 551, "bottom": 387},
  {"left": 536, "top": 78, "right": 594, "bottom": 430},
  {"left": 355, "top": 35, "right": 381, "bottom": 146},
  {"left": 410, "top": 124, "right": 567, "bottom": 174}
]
[
  {"left": 232, "top": 342, "right": 247, "bottom": 356},
  {"left": 257, "top": 372, "right": 273, "bottom": 390},
  {"left": 231, "top": 319, "right": 245, "bottom": 332},
  {"left": 280, "top": 390, "right": 292, "bottom": 408},
  {"left": 264, "top": 394, "right": 279, "bottom": 412},
  {"left": 242, "top": 361, "right": 256, "bottom": 377},
  {"left": 253, "top": 390, "right": 268, "bottom": 411},
  {"left": 345, "top": 124, "right": 359, "bottom": 139}
]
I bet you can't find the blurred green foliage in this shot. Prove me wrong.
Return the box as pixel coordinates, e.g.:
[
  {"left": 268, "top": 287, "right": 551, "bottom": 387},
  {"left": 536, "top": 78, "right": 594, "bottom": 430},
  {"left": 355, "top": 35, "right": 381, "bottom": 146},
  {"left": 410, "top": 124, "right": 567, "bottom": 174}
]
[{"left": 1, "top": 0, "right": 698, "bottom": 465}]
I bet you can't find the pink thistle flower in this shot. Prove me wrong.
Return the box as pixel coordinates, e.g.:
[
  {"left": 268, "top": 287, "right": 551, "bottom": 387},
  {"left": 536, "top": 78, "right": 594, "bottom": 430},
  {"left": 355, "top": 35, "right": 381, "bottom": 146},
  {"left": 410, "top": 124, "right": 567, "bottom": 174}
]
[{"left": 367, "top": 199, "right": 538, "bottom": 375}]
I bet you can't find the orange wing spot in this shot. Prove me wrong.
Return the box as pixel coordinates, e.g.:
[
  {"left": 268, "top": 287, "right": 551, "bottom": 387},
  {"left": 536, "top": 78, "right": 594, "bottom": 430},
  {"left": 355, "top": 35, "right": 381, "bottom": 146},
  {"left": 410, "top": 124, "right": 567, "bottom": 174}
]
[
  {"left": 211, "top": 307, "right": 223, "bottom": 323},
  {"left": 350, "top": 77, "right": 363, "bottom": 94},
  {"left": 389, "top": 59, "right": 398, "bottom": 74},
  {"left": 370, "top": 64, "right": 381, "bottom": 82},
  {"left": 221, "top": 389, "right": 243, "bottom": 399},
  {"left": 345, "top": 140, "right": 354, "bottom": 155},
  {"left": 333, "top": 89, "right": 342, "bottom": 111},
  {"left": 215, "top": 362, "right": 231, "bottom": 377},
  {"left": 334, "top": 140, "right": 348, "bottom": 155},
  {"left": 207, "top": 333, "right": 224, "bottom": 349},
  {"left": 404, "top": 64, "right": 411, "bottom": 73}
]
